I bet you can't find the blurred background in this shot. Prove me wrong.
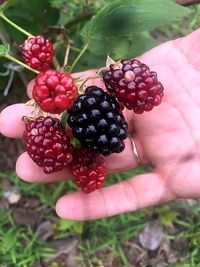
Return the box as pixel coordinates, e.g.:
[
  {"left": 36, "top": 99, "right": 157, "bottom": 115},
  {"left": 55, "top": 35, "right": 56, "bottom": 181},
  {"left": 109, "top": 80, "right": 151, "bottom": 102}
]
[{"left": 1, "top": 0, "right": 200, "bottom": 266}]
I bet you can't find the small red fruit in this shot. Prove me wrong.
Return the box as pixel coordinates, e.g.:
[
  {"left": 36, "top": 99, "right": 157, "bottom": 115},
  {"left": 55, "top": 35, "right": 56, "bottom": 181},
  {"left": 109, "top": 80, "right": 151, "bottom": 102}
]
[
  {"left": 0, "top": 0, "right": 6, "bottom": 3},
  {"left": 23, "top": 116, "right": 73, "bottom": 174},
  {"left": 33, "top": 69, "right": 78, "bottom": 114},
  {"left": 21, "top": 35, "right": 54, "bottom": 71},
  {"left": 103, "top": 58, "right": 164, "bottom": 114},
  {"left": 71, "top": 148, "right": 108, "bottom": 194}
]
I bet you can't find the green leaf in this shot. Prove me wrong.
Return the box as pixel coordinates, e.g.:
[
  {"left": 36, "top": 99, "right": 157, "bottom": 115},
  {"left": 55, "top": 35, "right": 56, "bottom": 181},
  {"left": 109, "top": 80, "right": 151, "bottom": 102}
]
[
  {"left": 73, "top": 221, "right": 83, "bottom": 234},
  {"left": 155, "top": 205, "right": 179, "bottom": 227},
  {"left": 81, "top": 0, "right": 190, "bottom": 40},
  {"left": 70, "top": 137, "right": 81, "bottom": 148},
  {"left": 59, "top": 219, "right": 75, "bottom": 231},
  {"left": 0, "top": 43, "right": 10, "bottom": 56},
  {"left": 59, "top": 219, "right": 83, "bottom": 235},
  {"left": 0, "top": 0, "right": 20, "bottom": 12},
  {"left": 61, "top": 111, "right": 69, "bottom": 128},
  {"left": 87, "top": 32, "right": 157, "bottom": 63}
]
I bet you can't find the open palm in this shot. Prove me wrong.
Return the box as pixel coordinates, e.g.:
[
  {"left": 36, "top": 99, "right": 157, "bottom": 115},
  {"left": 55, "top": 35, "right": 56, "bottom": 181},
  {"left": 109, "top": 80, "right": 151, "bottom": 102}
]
[{"left": 1, "top": 29, "right": 200, "bottom": 220}]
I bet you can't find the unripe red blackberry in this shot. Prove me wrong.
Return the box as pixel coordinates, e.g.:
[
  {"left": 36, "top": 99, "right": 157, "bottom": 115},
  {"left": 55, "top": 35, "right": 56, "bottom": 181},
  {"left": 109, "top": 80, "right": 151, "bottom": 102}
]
[
  {"left": 67, "top": 86, "right": 128, "bottom": 156},
  {"left": 23, "top": 116, "right": 73, "bottom": 174},
  {"left": 103, "top": 58, "right": 164, "bottom": 114},
  {"left": 33, "top": 69, "right": 78, "bottom": 114},
  {"left": 71, "top": 148, "right": 107, "bottom": 194},
  {"left": 0, "top": 0, "right": 6, "bottom": 3},
  {"left": 21, "top": 35, "right": 54, "bottom": 71}
]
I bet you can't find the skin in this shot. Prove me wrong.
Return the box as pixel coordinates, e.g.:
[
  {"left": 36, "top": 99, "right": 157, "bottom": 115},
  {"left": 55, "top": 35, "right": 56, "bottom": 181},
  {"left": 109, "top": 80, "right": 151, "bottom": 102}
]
[{"left": 1, "top": 29, "right": 200, "bottom": 221}]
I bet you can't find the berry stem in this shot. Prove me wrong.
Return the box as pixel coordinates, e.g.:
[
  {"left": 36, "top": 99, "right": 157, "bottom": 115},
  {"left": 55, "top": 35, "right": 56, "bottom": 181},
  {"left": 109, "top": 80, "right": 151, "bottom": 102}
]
[
  {"left": 62, "top": 41, "right": 72, "bottom": 71},
  {"left": 69, "top": 43, "right": 89, "bottom": 73},
  {"left": 52, "top": 56, "right": 61, "bottom": 71},
  {"left": 0, "top": 13, "right": 32, "bottom": 37},
  {"left": 4, "top": 54, "right": 39, "bottom": 74}
]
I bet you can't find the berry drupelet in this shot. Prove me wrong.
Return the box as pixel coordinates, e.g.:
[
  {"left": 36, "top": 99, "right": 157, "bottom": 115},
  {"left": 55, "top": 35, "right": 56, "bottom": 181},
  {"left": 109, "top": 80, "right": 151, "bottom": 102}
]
[
  {"left": 67, "top": 86, "right": 128, "bottom": 156},
  {"left": 103, "top": 58, "right": 164, "bottom": 114},
  {"left": 21, "top": 35, "right": 54, "bottom": 71},
  {"left": 71, "top": 148, "right": 107, "bottom": 193},
  {"left": 33, "top": 69, "right": 78, "bottom": 114},
  {"left": 23, "top": 116, "right": 73, "bottom": 174}
]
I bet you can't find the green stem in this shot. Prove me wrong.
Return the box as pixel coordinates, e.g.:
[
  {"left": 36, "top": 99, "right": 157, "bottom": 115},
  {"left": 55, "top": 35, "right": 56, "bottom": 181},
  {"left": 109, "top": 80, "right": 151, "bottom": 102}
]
[
  {"left": 71, "top": 46, "right": 82, "bottom": 52},
  {"left": 0, "top": 13, "right": 32, "bottom": 37},
  {"left": 4, "top": 54, "right": 39, "bottom": 74},
  {"left": 69, "top": 43, "right": 89, "bottom": 73}
]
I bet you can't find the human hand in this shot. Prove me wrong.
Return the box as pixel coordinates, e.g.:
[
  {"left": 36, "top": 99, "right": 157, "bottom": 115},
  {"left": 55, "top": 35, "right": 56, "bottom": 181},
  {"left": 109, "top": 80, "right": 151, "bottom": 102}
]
[{"left": 1, "top": 29, "right": 200, "bottom": 221}]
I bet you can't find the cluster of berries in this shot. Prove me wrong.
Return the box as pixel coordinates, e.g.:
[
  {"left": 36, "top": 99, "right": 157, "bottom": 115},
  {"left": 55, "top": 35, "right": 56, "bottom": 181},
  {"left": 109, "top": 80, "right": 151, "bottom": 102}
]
[{"left": 19, "top": 34, "right": 164, "bottom": 193}]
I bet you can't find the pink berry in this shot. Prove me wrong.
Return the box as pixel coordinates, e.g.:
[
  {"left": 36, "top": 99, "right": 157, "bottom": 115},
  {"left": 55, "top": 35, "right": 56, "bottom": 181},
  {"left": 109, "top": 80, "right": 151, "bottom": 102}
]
[
  {"left": 33, "top": 69, "right": 78, "bottom": 114},
  {"left": 21, "top": 35, "right": 54, "bottom": 71},
  {"left": 103, "top": 58, "right": 164, "bottom": 114},
  {"left": 23, "top": 116, "right": 73, "bottom": 174},
  {"left": 71, "top": 148, "right": 108, "bottom": 194}
]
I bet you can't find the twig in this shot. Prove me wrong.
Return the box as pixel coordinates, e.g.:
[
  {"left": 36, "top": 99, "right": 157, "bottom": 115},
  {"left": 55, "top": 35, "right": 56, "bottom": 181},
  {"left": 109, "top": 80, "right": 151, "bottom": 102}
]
[
  {"left": 69, "top": 43, "right": 89, "bottom": 73},
  {"left": 65, "top": 7, "right": 92, "bottom": 28},
  {"left": 177, "top": 0, "right": 200, "bottom": 5},
  {"left": 52, "top": 56, "right": 61, "bottom": 71},
  {"left": 62, "top": 42, "right": 71, "bottom": 71}
]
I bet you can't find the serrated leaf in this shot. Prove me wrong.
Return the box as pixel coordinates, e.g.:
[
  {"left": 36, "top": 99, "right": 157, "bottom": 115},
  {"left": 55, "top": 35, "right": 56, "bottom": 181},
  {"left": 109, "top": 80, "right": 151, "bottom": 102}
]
[
  {"left": 0, "top": 43, "right": 10, "bottom": 56},
  {"left": 0, "top": 0, "right": 20, "bottom": 12},
  {"left": 81, "top": 0, "right": 190, "bottom": 40}
]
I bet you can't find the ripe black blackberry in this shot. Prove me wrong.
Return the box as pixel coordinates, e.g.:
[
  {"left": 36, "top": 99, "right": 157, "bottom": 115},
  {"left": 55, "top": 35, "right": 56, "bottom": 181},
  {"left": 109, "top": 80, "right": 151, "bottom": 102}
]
[{"left": 67, "top": 86, "right": 128, "bottom": 156}]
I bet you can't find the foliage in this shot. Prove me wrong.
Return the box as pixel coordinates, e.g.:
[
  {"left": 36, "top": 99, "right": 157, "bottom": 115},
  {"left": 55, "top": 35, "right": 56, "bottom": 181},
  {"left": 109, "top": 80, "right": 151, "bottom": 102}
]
[{"left": 0, "top": 0, "right": 200, "bottom": 266}]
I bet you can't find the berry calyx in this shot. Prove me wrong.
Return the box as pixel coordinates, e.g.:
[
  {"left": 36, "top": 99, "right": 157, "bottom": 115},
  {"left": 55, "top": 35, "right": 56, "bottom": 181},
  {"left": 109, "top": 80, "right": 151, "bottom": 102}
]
[
  {"left": 103, "top": 58, "right": 164, "bottom": 114},
  {"left": 23, "top": 116, "right": 73, "bottom": 174},
  {"left": 33, "top": 69, "right": 78, "bottom": 114},
  {"left": 71, "top": 148, "right": 107, "bottom": 194},
  {"left": 21, "top": 35, "right": 54, "bottom": 71},
  {"left": 67, "top": 86, "right": 128, "bottom": 156}
]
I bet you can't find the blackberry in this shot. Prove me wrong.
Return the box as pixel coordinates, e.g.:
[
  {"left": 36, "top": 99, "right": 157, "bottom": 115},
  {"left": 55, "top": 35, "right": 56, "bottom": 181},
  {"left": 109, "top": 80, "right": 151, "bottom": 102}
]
[
  {"left": 67, "top": 86, "right": 128, "bottom": 156},
  {"left": 21, "top": 35, "right": 54, "bottom": 72},
  {"left": 23, "top": 116, "right": 73, "bottom": 174},
  {"left": 71, "top": 148, "right": 107, "bottom": 193},
  {"left": 33, "top": 69, "right": 78, "bottom": 114},
  {"left": 103, "top": 58, "right": 164, "bottom": 113}
]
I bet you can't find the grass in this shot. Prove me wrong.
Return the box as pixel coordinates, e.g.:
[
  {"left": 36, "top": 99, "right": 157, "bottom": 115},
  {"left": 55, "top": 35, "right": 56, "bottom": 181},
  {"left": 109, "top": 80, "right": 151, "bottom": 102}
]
[{"left": 1, "top": 170, "right": 200, "bottom": 266}]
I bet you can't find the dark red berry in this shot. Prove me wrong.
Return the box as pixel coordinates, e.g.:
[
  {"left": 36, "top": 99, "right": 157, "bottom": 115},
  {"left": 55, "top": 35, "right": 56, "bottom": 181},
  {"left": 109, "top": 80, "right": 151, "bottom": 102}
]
[
  {"left": 71, "top": 148, "right": 107, "bottom": 194},
  {"left": 23, "top": 116, "right": 73, "bottom": 174},
  {"left": 33, "top": 69, "right": 78, "bottom": 114},
  {"left": 103, "top": 58, "right": 164, "bottom": 113},
  {"left": 21, "top": 35, "right": 54, "bottom": 71},
  {"left": 67, "top": 86, "right": 128, "bottom": 156},
  {"left": 0, "top": 0, "right": 6, "bottom": 3}
]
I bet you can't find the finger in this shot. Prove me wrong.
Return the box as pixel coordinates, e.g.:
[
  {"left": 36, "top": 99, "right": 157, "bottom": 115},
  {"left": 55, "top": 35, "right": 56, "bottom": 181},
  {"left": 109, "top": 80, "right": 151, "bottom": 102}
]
[
  {"left": 56, "top": 172, "right": 175, "bottom": 221},
  {"left": 27, "top": 79, "right": 35, "bottom": 99},
  {"left": 16, "top": 152, "right": 73, "bottom": 183},
  {"left": 105, "top": 136, "right": 145, "bottom": 172},
  {"left": 16, "top": 137, "right": 144, "bottom": 183},
  {"left": 0, "top": 104, "right": 33, "bottom": 138}
]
